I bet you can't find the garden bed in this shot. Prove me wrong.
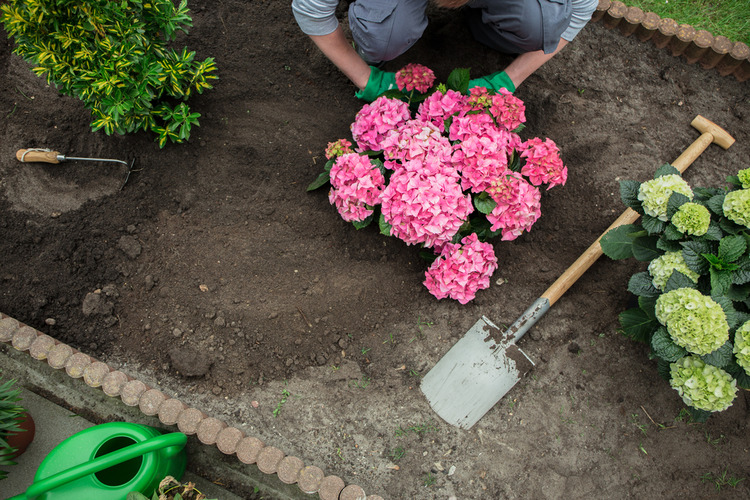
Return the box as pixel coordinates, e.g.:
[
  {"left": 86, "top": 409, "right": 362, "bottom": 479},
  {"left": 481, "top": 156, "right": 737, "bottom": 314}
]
[{"left": 1, "top": 1, "right": 749, "bottom": 498}]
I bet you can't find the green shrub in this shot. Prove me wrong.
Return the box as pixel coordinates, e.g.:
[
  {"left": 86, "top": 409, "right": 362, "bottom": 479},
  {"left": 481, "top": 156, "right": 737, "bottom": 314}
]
[
  {"left": 601, "top": 165, "right": 750, "bottom": 421},
  {"left": 1, "top": 0, "right": 217, "bottom": 147}
]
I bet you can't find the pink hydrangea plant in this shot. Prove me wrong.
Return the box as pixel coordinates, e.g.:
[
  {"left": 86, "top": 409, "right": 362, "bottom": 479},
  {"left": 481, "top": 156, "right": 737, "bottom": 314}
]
[
  {"left": 328, "top": 153, "right": 385, "bottom": 222},
  {"left": 486, "top": 171, "right": 542, "bottom": 241},
  {"left": 379, "top": 119, "right": 453, "bottom": 165},
  {"left": 519, "top": 137, "right": 567, "bottom": 189},
  {"left": 351, "top": 96, "right": 410, "bottom": 152},
  {"left": 489, "top": 89, "right": 526, "bottom": 131},
  {"left": 423, "top": 233, "right": 498, "bottom": 304},
  {"left": 395, "top": 63, "right": 436, "bottom": 93}
]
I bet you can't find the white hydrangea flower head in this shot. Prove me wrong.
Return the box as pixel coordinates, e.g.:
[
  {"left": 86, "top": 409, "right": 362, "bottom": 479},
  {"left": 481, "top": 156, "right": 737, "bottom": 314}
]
[
  {"left": 655, "top": 288, "right": 729, "bottom": 355},
  {"left": 733, "top": 321, "right": 750, "bottom": 375},
  {"left": 671, "top": 202, "right": 710, "bottom": 236},
  {"left": 670, "top": 355, "right": 737, "bottom": 412},
  {"left": 723, "top": 189, "right": 750, "bottom": 228},
  {"left": 648, "top": 251, "right": 700, "bottom": 290},
  {"left": 637, "top": 174, "right": 693, "bottom": 221}
]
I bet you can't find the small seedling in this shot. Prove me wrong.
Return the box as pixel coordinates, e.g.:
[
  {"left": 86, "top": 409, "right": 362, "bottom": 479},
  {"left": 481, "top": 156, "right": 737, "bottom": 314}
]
[
  {"left": 630, "top": 413, "right": 648, "bottom": 436},
  {"left": 408, "top": 369, "right": 421, "bottom": 378},
  {"left": 349, "top": 375, "right": 371, "bottom": 389},
  {"left": 701, "top": 470, "right": 745, "bottom": 491},
  {"left": 383, "top": 333, "right": 396, "bottom": 345},
  {"left": 389, "top": 446, "right": 406, "bottom": 461},
  {"left": 423, "top": 472, "right": 436, "bottom": 487},
  {"left": 273, "top": 385, "right": 291, "bottom": 418},
  {"left": 704, "top": 431, "right": 725, "bottom": 448},
  {"left": 361, "top": 347, "right": 371, "bottom": 355},
  {"left": 638, "top": 442, "right": 648, "bottom": 455}
]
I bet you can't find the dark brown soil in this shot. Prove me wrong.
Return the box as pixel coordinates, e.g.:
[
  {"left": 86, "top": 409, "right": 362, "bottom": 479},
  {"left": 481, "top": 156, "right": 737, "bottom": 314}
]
[{"left": 1, "top": 2, "right": 749, "bottom": 499}]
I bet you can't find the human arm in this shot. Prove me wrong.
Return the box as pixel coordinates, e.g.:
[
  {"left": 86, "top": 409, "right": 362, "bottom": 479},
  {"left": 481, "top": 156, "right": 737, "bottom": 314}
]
[{"left": 309, "top": 26, "right": 372, "bottom": 90}]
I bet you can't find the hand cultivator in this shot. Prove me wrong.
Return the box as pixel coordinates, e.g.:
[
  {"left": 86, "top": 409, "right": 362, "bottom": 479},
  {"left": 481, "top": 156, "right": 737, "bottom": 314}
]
[
  {"left": 420, "top": 115, "right": 736, "bottom": 430},
  {"left": 16, "top": 148, "right": 138, "bottom": 190}
]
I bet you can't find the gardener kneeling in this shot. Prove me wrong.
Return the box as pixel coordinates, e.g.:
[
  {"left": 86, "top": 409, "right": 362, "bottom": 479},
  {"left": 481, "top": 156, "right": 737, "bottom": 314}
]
[{"left": 291, "top": 0, "right": 598, "bottom": 100}]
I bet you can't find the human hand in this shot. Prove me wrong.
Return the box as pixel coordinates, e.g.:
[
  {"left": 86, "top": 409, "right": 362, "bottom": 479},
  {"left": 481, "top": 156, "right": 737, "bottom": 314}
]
[
  {"left": 355, "top": 66, "right": 397, "bottom": 102},
  {"left": 468, "top": 70, "right": 516, "bottom": 93}
]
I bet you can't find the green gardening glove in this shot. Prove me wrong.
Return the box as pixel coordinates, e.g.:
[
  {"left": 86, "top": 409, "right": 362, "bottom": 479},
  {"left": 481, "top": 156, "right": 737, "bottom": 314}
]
[
  {"left": 355, "top": 66, "right": 397, "bottom": 102},
  {"left": 468, "top": 70, "right": 516, "bottom": 93}
]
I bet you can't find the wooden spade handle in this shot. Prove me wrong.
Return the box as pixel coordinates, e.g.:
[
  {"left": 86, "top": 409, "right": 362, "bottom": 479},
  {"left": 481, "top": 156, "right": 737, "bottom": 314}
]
[
  {"left": 16, "top": 149, "right": 61, "bottom": 163},
  {"left": 540, "top": 116, "right": 735, "bottom": 306}
]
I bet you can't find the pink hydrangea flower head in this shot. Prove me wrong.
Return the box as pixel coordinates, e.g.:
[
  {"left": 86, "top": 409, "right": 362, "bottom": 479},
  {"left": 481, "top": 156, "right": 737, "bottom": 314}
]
[
  {"left": 519, "top": 137, "right": 567, "bottom": 189},
  {"left": 328, "top": 153, "right": 386, "bottom": 222},
  {"left": 395, "top": 63, "right": 436, "bottom": 93},
  {"left": 416, "top": 89, "right": 469, "bottom": 132},
  {"left": 324, "top": 138, "right": 353, "bottom": 159},
  {"left": 448, "top": 111, "right": 497, "bottom": 142},
  {"left": 423, "top": 233, "right": 498, "bottom": 304},
  {"left": 486, "top": 171, "right": 542, "bottom": 240},
  {"left": 489, "top": 89, "right": 526, "bottom": 131},
  {"left": 380, "top": 163, "right": 473, "bottom": 248},
  {"left": 351, "top": 96, "right": 411, "bottom": 153},
  {"left": 379, "top": 119, "right": 452, "bottom": 164}
]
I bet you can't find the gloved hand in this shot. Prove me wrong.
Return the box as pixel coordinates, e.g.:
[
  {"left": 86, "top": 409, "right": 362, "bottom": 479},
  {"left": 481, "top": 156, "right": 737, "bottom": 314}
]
[
  {"left": 355, "top": 66, "right": 397, "bottom": 102},
  {"left": 468, "top": 70, "right": 516, "bottom": 93}
]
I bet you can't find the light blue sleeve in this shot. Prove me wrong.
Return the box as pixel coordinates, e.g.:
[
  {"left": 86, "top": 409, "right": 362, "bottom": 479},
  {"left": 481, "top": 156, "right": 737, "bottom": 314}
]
[
  {"left": 291, "top": 0, "right": 340, "bottom": 36},
  {"left": 561, "top": 0, "right": 598, "bottom": 41}
]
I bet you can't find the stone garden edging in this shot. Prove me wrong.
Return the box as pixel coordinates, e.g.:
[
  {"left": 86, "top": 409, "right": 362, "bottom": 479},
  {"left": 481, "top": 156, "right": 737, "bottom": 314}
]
[
  {"left": 0, "top": 312, "right": 380, "bottom": 500},
  {"left": 592, "top": 0, "right": 750, "bottom": 82}
]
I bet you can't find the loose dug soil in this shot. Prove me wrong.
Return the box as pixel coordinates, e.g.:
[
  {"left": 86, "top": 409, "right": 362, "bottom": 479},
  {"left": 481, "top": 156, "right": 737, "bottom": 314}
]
[{"left": 1, "top": 2, "right": 749, "bottom": 499}]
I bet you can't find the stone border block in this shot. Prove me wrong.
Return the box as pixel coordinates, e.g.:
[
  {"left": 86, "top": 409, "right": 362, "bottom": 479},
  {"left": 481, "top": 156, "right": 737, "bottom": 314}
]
[
  {"left": 139, "top": 388, "right": 166, "bottom": 416},
  {"left": 121, "top": 379, "right": 148, "bottom": 406},
  {"left": 216, "top": 426, "right": 244, "bottom": 455},
  {"left": 277, "top": 456, "right": 305, "bottom": 485},
  {"left": 158, "top": 398, "right": 186, "bottom": 426},
  {"left": 236, "top": 436, "right": 265, "bottom": 465},
  {"left": 297, "top": 465, "right": 325, "bottom": 495},
  {"left": 0, "top": 316, "right": 20, "bottom": 342},
  {"left": 340, "top": 484, "right": 367, "bottom": 500},
  {"left": 196, "top": 417, "right": 226, "bottom": 445},
  {"left": 83, "top": 361, "right": 110, "bottom": 387},
  {"left": 29, "top": 334, "right": 55, "bottom": 360},
  {"left": 256, "top": 446, "right": 284, "bottom": 475},
  {"left": 47, "top": 343, "right": 73, "bottom": 370},
  {"left": 177, "top": 407, "right": 205, "bottom": 435},
  {"left": 318, "top": 475, "right": 345, "bottom": 500}
]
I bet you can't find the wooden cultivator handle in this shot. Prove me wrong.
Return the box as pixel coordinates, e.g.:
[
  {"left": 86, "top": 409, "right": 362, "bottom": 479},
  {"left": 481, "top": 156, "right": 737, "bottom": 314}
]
[{"left": 16, "top": 149, "right": 62, "bottom": 164}]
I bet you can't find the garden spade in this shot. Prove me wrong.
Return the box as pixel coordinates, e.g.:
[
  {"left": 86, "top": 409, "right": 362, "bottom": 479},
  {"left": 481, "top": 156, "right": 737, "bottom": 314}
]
[
  {"left": 16, "top": 148, "right": 138, "bottom": 190},
  {"left": 420, "top": 115, "right": 736, "bottom": 430}
]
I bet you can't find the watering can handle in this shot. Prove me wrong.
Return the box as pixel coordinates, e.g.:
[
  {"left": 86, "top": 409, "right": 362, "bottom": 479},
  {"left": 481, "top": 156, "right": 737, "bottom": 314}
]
[{"left": 7, "top": 432, "right": 187, "bottom": 500}]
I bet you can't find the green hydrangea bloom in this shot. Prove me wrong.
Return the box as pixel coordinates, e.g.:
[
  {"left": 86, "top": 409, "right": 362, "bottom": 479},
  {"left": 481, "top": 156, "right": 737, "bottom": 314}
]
[
  {"left": 733, "top": 321, "right": 750, "bottom": 375},
  {"left": 638, "top": 174, "right": 693, "bottom": 221},
  {"left": 723, "top": 189, "right": 750, "bottom": 228},
  {"left": 670, "top": 355, "right": 737, "bottom": 412},
  {"left": 738, "top": 168, "right": 750, "bottom": 189},
  {"left": 647, "top": 251, "right": 700, "bottom": 290},
  {"left": 655, "top": 288, "right": 729, "bottom": 355},
  {"left": 670, "top": 202, "right": 710, "bottom": 236}
]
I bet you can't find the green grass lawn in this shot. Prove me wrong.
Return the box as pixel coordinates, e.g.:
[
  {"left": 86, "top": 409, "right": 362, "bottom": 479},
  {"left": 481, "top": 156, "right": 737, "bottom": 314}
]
[{"left": 623, "top": 0, "right": 750, "bottom": 45}]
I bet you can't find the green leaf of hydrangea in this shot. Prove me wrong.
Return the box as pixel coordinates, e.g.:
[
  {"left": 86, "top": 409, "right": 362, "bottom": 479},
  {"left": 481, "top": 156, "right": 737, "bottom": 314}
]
[
  {"left": 719, "top": 235, "right": 746, "bottom": 263},
  {"left": 352, "top": 213, "right": 374, "bottom": 230},
  {"left": 654, "top": 163, "right": 680, "bottom": 178},
  {"left": 628, "top": 272, "right": 660, "bottom": 297},
  {"left": 447, "top": 68, "right": 471, "bottom": 94},
  {"left": 664, "top": 270, "right": 699, "bottom": 292},
  {"left": 473, "top": 193, "right": 497, "bottom": 215},
  {"left": 710, "top": 268, "right": 733, "bottom": 296},
  {"left": 639, "top": 295, "right": 658, "bottom": 320},
  {"left": 600, "top": 224, "right": 640, "bottom": 260},
  {"left": 619, "top": 180, "right": 642, "bottom": 211},
  {"left": 712, "top": 294, "right": 738, "bottom": 329},
  {"left": 378, "top": 213, "right": 392, "bottom": 237},
  {"left": 306, "top": 170, "right": 330, "bottom": 191},
  {"left": 706, "top": 194, "right": 726, "bottom": 215},
  {"left": 699, "top": 223, "right": 723, "bottom": 241},
  {"left": 700, "top": 341, "right": 733, "bottom": 368},
  {"left": 725, "top": 362, "right": 750, "bottom": 389},
  {"left": 666, "top": 192, "right": 691, "bottom": 219},
  {"left": 651, "top": 327, "right": 688, "bottom": 362},
  {"left": 681, "top": 240, "right": 712, "bottom": 274},
  {"left": 632, "top": 236, "right": 660, "bottom": 262},
  {"left": 656, "top": 236, "right": 682, "bottom": 253},
  {"left": 663, "top": 224, "right": 684, "bottom": 241},
  {"left": 731, "top": 258, "right": 750, "bottom": 285},
  {"left": 725, "top": 283, "right": 750, "bottom": 302},
  {"left": 693, "top": 186, "right": 724, "bottom": 201},
  {"left": 618, "top": 307, "right": 658, "bottom": 343},
  {"left": 656, "top": 358, "right": 672, "bottom": 381},
  {"left": 686, "top": 407, "right": 711, "bottom": 423},
  {"left": 126, "top": 493, "right": 149, "bottom": 500},
  {"left": 642, "top": 214, "right": 667, "bottom": 235}
]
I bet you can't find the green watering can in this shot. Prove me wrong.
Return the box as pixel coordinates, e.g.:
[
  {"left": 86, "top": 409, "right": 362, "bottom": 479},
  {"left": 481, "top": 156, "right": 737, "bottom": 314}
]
[{"left": 7, "top": 422, "right": 187, "bottom": 500}]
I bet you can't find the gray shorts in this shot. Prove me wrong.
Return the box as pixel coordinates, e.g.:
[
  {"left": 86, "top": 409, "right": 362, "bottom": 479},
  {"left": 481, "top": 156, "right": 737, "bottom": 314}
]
[{"left": 349, "top": 0, "right": 572, "bottom": 64}]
